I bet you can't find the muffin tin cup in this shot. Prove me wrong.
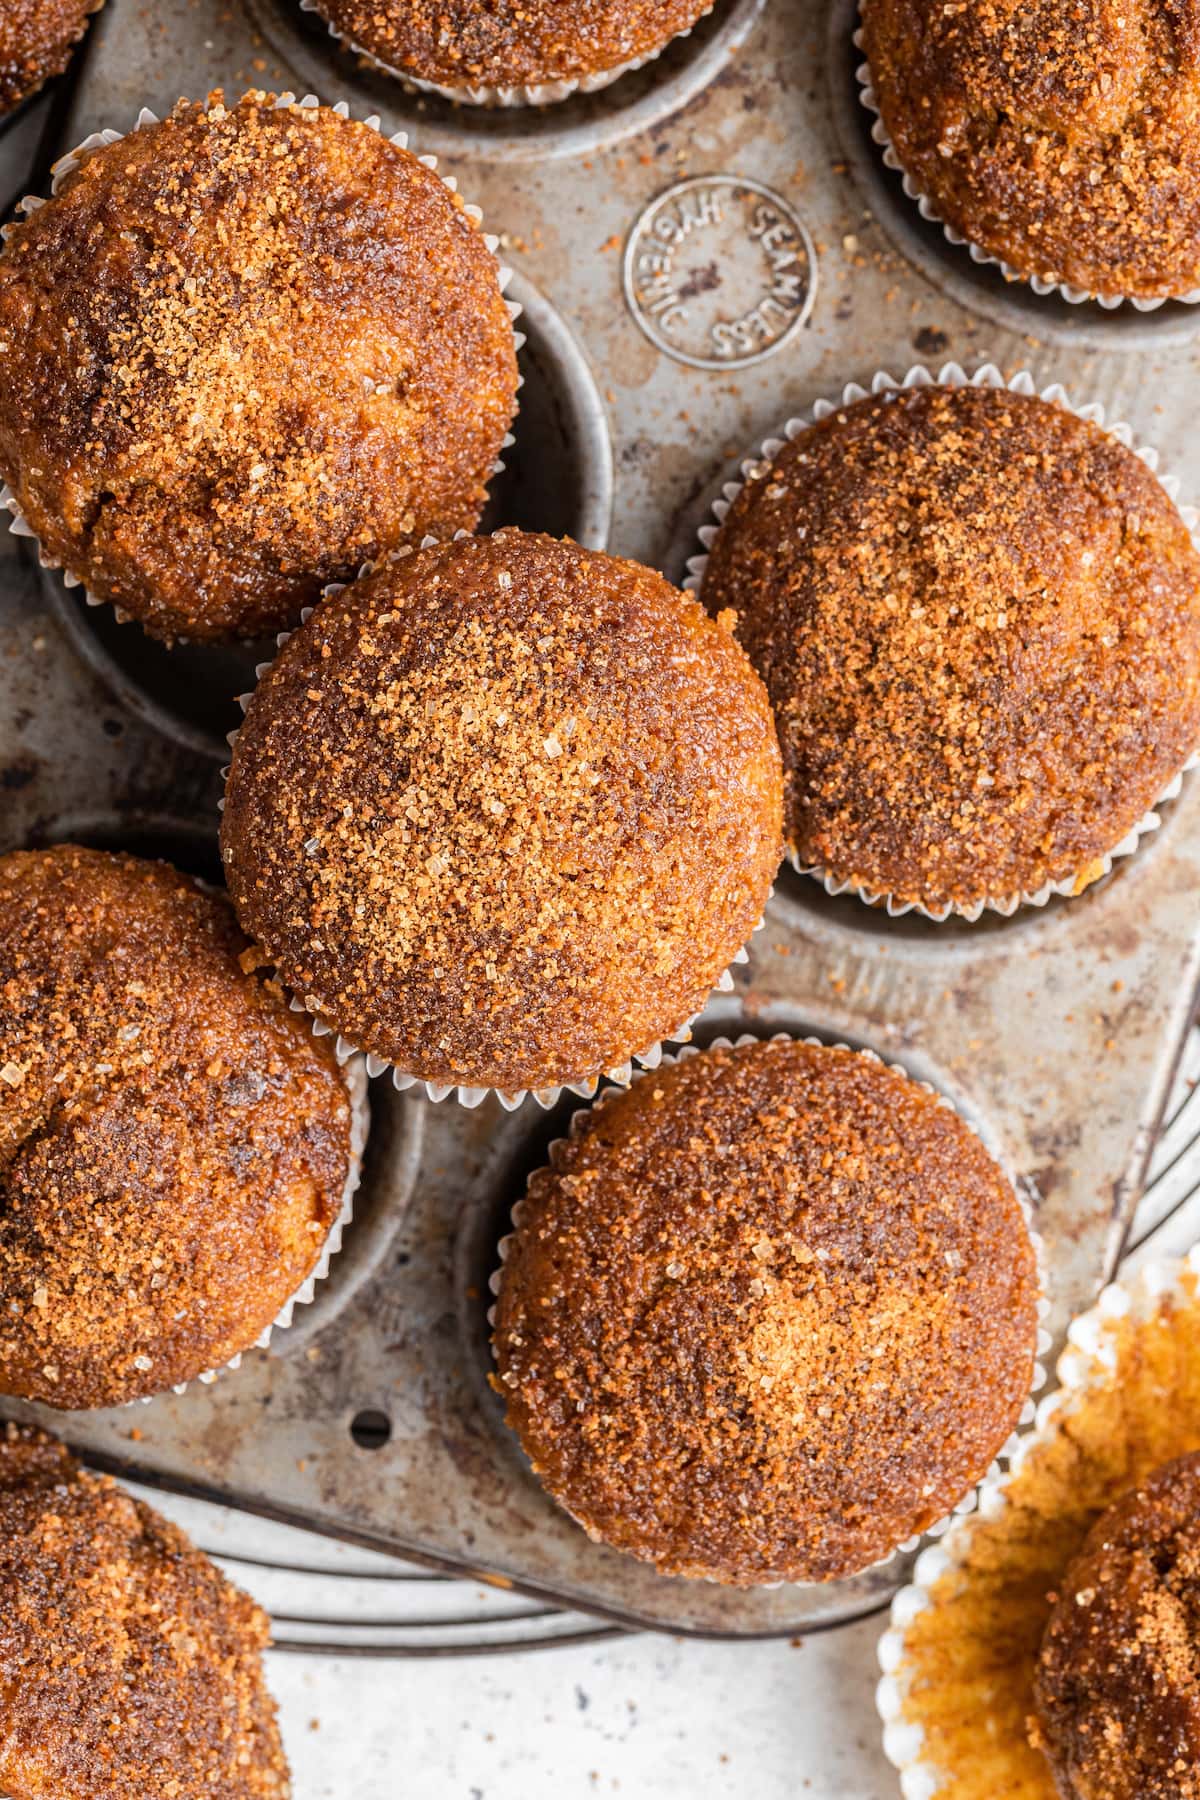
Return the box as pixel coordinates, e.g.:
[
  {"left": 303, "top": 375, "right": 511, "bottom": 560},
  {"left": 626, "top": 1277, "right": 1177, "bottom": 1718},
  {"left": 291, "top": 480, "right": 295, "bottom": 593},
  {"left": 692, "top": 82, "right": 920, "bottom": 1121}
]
[
  {"left": 297, "top": 0, "right": 717, "bottom": 108},
  {"left": 488, "top": 1032, "right": 1051, "bottom": 1588},
  {"left": 0, "top": 92, "right": 523, "bottom": 644},
  {"left": 684, "top": 360, "right": 1200, "bottom": 923},
  {"left": 853, "top": 20, "right": 1200, "bottom": 314},
  {"left": 219, "top": 542, "right": 772, "bottom": 1115},
  {"left": 875, "top": 1245, "right": 1200, "bottom": 1800},
  {"left": 147, "top": 1050, "right": 371, "bottom": 1402}
]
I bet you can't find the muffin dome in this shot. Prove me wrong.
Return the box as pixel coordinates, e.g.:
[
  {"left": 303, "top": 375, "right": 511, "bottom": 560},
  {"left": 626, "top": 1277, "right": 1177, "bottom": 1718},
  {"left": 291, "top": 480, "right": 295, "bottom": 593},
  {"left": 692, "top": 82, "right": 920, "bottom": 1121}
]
[
  {"left": 700, "top": 381, "right": 1200, "bottom": 916},
  {"left": 0, "top": 1422, "right": 289, "bottom": 1799},
  {"left": 0, "top": 91, "right": 518, "bottom": 643},
  {"left": 221, "top": 531, "right": 783, "bottom": 1098},
  {"left": 1034, "top": 1452, "right": 1200, "bottom": 1799},
  {"left": 0, "top": 0, "right": 97, "bottom": 116},
  {"left": 861, "top": 0, "right": 1200, "bottom": 302},
  {"left": 0, "top": 844, "right": 355, "bottom": 1407},
  {"left": 309, "top": 0, "right": 715, "bottom": 93},
  {"left": 492, "top": 1037, "right": 1039, "bottom": 1584}
]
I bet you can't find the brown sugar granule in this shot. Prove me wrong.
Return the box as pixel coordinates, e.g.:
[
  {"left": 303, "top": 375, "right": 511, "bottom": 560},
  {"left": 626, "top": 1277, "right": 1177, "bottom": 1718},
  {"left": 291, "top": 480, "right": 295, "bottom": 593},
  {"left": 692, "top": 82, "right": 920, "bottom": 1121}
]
[
  {"left": 1033, "top": 1452, "right": 1200, "bottom": 1800},
  {"left": 700, "top": 382, "right": 1200, "bottom": 914},
  {"left": 0, "top": 845, "right": 352, "bottom": 1408},
  {"left": 311, "top": 0, "right": 714, "bottom": 90},
  {"left": 491, "top": 1037, "right": 1038, "bottom": 1585},
  {"left": 0, "top": 1421, "right": 289, "bottom": 1799},
  {"left": 892, "top": 1271, "right": 1200, "bottom": 1799},
  {"left": 220, "top": 530, "right": 783, "bottom": 1096},
  {"left": 0, "top": 90, "right": 518, "bottom": 643},
  {"left": 862, "top": 0, "right": 1200, "bottom": 301},
  {"left": 0, "top": 0, "right": 97, "bottom": 116}
]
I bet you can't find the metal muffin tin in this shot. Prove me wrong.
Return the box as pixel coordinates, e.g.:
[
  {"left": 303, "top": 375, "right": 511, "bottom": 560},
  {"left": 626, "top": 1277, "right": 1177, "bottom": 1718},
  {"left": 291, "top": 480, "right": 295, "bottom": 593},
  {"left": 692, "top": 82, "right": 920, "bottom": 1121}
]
[{"left": 3, "top": 0, "right": 1200, "bottom": 1639}]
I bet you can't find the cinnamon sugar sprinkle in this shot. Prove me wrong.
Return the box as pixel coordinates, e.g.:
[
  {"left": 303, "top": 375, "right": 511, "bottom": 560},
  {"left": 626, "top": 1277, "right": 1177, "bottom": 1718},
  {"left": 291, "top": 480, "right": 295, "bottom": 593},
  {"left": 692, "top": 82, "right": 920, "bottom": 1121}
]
[
  {"left": 1034, "top": 1451, "right": 1200, "bottom": 1799},
  {"left": 0, "top": 91, "right": 518, "bottom": 643},
  {"left": 863, "top": 0, "right": 1200, "bottom": 300},
  {"left": 893, "top": 1270, "right": 1200, "bottom": 1798},
  {"left": 701, "top": 383, "right": 1200, "bottom": 913},
  {"left": 492, "top": 1038, "right": 1038, "bottom": 1585},
  {"left": 312, "top": 0, "right": 713, "bottom": 89},
  {"left": 0, "top": 1422, "right": 289, "bottom": 1799},
  {"left": 0, "top": 0, "right": 96, "bottom": 117},
  {"left": 0, "top": 845, "right": 351, "bottom": 1408},
  {"left": 220, "top": 531, "right": 783, "bottom": 1094}
]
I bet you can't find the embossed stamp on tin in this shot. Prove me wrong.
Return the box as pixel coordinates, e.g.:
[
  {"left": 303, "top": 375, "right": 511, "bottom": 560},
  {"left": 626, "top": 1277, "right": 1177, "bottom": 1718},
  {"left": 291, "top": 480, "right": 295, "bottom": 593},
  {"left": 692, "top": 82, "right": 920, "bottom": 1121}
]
[{"left": 623, "top": 175, "right": 817, "bottom": 370}]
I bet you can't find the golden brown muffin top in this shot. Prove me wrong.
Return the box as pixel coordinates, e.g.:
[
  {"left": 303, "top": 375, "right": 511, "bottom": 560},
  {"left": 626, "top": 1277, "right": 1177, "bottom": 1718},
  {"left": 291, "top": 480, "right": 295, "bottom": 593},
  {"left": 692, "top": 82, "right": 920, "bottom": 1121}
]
[
  {"left": 312, "top": 0, "right": 714, "bottom": 89},
  {"left": 0, "top": 845, "right": 352, "bottom": 1408},
  {"left": 1033, "top": 1451, "right": 1200, "bottom": 1799},
  {"left": 0, "top": 1421, "right": 289, "bottom": 1800},
  {"left": 0, "top": 90, "right": 518, "bottom": 644},
  {"left": 700, "top": 382, "right": 1200, "bottom": 915},
  {"left": 0, "top": 0, "right": 96, "bottom": 116},
  {"left": 221, "top": 531, "right": 782, "bottom": 1096},
  {"left": 862, "top": 0, "right": 1200, "bottom": 301},
  {"left": 492, "top": 1037, "right": 1038, "bottom": 1584}
]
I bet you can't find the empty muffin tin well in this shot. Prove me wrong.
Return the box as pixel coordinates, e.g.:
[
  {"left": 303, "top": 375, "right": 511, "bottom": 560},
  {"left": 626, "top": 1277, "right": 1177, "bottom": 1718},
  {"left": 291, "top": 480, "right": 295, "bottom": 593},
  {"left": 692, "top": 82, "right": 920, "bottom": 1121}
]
[{"left": 3, "top": 0, "right": 1200, "bottom": 1639}]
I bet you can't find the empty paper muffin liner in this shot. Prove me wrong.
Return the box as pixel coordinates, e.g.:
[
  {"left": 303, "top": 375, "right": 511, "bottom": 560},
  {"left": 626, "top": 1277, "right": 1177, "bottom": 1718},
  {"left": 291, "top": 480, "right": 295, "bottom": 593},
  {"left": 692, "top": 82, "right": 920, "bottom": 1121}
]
[
  {"left": 488, "top": 1033, "right": 1050, "bottom": 1585},
  {"left": 685, "top": 361, "right": 1200, "bottom": 922},
  {"left": 0, "top": 93, "right": 521, "bottom": 639},
  {"left": 150, "top": 1048, "right": 370, "bottom": 1400},
  {"left": 876, "top": 1247, "right": 1200, "bottom": 1799},
  {"left": 854, "top": 22, "right": 1200, "bottom": 313},
  {"left": 298, "top": 0, "right": 717, "bottom": 108},
  {"left": 220, "top": 548, "right": 770, "bottom": 1113}
]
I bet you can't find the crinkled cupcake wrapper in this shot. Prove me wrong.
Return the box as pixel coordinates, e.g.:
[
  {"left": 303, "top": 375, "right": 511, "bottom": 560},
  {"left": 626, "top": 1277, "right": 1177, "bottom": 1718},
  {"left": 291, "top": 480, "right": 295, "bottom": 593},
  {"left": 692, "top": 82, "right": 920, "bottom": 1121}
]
[
  {"left": 299, "top": 0, "right": 716, "bottom": 107},
  {"left": 875, "top": 1247, "right": 1200, "bottom": 1799},
  {"left": 685, "top": 360, "right": 1200, "bottom": 922},
  {"left": 124, "top": 1050, "right": 369, "bottom": 1404},
  {"left": 488, "top": 1032, "right": 1050, "bottom": 1587},
  {"left": 220, "top": 543, "right": 770, "bottom": 1114},
  {"left": 0, "top": 93, "right": 522, "bottom": 639},
  {"left": 853, "top": 23, "right": 1200, "bottom": 312}
]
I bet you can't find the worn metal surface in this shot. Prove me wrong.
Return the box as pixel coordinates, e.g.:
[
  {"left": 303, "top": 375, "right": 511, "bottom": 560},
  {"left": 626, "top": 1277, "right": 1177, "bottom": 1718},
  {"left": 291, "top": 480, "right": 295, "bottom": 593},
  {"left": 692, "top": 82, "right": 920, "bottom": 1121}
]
[{"left": 3, "top": 0, "right": 1200, "bottom": 1638}]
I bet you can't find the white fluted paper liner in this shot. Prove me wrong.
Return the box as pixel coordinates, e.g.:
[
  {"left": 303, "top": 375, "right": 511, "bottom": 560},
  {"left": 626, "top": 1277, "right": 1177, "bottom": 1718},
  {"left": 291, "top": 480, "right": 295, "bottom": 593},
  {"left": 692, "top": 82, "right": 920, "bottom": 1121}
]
[
  {"left": 127, "top": 1049, "right": 369, "bottom": 1404},
  {"left": 219, "top": 543, "right": 769, "bottom": 1114},
  {"left": 875, "top": 1245, "right": 1200, "bottom": 1799},
  {"left": 488, "top": 1033, "right": 1050, "bottom": 1586},
  {"left": 0, "top": 94, "right": 522, "bottom": 636},
  {"left": 685, "top": 360, "right": 1200, "bottom": 922},
  {"left": 854, "top": 23, "right": 1200, "bottom": 313},
  {"left": 298, "top": 0, "right": 716, "bottom": 108}
]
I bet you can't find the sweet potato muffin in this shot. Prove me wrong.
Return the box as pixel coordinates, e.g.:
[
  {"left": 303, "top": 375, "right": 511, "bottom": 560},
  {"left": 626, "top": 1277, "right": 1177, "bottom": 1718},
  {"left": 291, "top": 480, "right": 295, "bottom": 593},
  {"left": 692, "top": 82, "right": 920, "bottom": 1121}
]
[
  {"left": 0, "top": 844, "right": 354, "bottom": 1407},
  {"left": 0, "top": 90, "right": 518, "bottom": 643},
  {"left": 221, "top": 530, "right": 783, "bottom": 1098},
  {"left": 1032, "top": 1452, "right": 1200, "bottom": 1800},
  {"left": 0, "top": 1421, "right": 289, "bottom": 1799},
  {"left": 491, "top": 1037, "right": 1038, "bottom": 1584},
  {"left": 700, "top": 381, "right": 1200, "bottom": 916},
  {"left": 310, "top": 0, "right": 715, "bottom": 94},
  {"left": 0, "top": 0, "right": 98, "bottom": 116},
  {"left": 860, "top": 0, "right": 1200, "bottom": 302}
]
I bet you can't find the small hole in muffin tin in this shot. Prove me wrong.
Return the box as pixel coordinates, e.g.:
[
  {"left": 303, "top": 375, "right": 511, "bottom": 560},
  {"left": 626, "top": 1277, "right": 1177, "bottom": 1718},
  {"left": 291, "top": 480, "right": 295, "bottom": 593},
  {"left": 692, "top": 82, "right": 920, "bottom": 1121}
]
[
  {"left": 349, "top": 1408, "right": 393, "bottom": 1449},
  {"left": 826, "top": 0, "right": 1200, "bottom": 352},
  {"left": 41, "top": 268, "right": 614, "bottom": 765},
  {"left": 238, "top": 0, "right": 767, "bottom": 163}
]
